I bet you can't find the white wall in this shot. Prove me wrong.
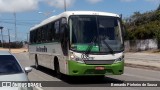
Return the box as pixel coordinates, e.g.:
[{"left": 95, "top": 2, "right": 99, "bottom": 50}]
[{"left": 125, "top": 39, "right": 158, "bottom": 52}]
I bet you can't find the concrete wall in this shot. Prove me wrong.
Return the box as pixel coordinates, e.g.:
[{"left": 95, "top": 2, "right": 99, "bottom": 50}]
[{"left": 125, "top": 39, "right": 158, "bottom": 52}]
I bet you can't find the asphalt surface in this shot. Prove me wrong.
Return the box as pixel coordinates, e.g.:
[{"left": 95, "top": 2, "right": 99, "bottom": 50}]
[
  {"left": 125, "top": 52, "right": 160, "bottom": 70},
  {"left": 14, "top": 53, "right": 160, "bottom": 90},
  {"left": 125, "top": 53, "right": 160, "bottom": 61}
]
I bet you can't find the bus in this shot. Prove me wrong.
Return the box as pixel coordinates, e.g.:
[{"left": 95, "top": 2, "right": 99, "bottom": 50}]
[{"left": 29, "top": 11, "right": 125, "bottom": 78}]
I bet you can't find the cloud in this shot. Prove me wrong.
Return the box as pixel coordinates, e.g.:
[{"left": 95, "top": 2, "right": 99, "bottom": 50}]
[
  {"left": 145, "top": 0, "right": 160, "bottom": 3},
  {"left": 120, "top": 0, "right": 136, "bottom": 2},
  {"left": 121, "top": 0, "right": 160, "bottom": 3},
  {"left": 0, "top": 0, "right": 40, "bottom": 13},
  {"left": 44, "top": 0, "right": 75, "bottom": 9},
  {"left": 87, "top": 0, "right": 103, "bottom": 4}
]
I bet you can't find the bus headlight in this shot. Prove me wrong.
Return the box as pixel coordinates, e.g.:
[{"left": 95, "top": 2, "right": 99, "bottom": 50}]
[
  {"left": 70, "top": 53, "right": 85, "bottom": 64},
  {"left": 114, "top": 56, "right": 124, "bottom": 63}
]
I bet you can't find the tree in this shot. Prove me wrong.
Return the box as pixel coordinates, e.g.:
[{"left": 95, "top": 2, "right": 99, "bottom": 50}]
[{"left": 131, "top": 12, "right": 141, "bottom": 22}]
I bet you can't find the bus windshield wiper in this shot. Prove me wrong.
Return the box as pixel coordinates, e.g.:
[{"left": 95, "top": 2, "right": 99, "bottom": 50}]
[
  {"left": 102, "top": 40, "right": 115, "bottom": 54},
  {"left": 84, "top": 36, "right": 97, "bottom": 55}
]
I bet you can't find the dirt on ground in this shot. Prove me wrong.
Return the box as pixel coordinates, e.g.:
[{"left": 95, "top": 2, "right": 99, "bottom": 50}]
[{"left": 0, "top": 48, "right": 28, "bottom": 53}]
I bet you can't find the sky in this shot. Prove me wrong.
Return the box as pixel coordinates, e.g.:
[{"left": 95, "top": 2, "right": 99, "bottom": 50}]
[{"left": 0, "top": 0, "right": 159, "bottom": 42}]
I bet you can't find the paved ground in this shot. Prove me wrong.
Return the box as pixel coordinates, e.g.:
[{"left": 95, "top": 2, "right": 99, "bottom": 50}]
[
  {"left": 12, "top": 52, "right": 160, "bottom": 90},
  {"left": 125, "top": 52, "right": 160, "bottom": 70}
]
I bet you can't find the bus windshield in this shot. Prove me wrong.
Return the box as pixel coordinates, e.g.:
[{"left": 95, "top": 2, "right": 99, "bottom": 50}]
[{"left": 69, "top": 15, "right": 124, "bottom": 53}]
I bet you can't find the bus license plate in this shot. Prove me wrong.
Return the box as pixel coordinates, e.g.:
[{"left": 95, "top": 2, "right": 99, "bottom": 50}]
[{"left": 95, "top": 66, "right": 105, "bottom": 70}]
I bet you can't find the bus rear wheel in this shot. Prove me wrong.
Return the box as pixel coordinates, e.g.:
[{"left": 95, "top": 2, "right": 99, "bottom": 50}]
[
  {"left": 35, "top": 55, "right": 39, "bottom": 69},
  {"left": 54, "top": 60, "right": 62, "bottom": 79}
]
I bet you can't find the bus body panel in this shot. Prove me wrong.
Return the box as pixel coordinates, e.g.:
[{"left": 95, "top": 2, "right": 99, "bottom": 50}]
[
  {"left": 29, "top": 42, "right": 68, "bottom": 74},
  {"left": 68, "top": 60, "right": 124, "bottom": 76},
  {"left": 72, "top": 52, "right": 123, "bottom": 60},
  {"left": 67, "top": 52, "right": 124, "bottom": 75}
]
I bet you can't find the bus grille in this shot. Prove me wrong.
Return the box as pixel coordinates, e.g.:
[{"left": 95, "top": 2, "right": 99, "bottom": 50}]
[{"left": 84, "top": 60, "right": 115, "bottom": 65}]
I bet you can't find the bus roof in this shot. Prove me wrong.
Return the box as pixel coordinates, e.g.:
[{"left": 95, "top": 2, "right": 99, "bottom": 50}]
[{"left": 30, "top": 11, "right": 120, "bottom": 31}]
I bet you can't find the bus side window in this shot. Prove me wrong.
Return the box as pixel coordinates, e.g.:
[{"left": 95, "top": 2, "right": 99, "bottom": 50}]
[
  {"left": 47, "top": 23, "right": 51, "bottom": 42},
  {"left": 54, "top": 20, "right": 60, "bottom": 41},
  {"left": 32, "top": 30, "right": 35, "bottom": 43},
  {"left": 38, "top": 28, "right": 42, "bottom": 43},
  {"left": 36, "top": 29, "right": 38, "bottom": 43},
  {"left": 29, "top": 31, "right": 32, "bottom": 44},
  {"left": 40, "top": 28, "right": 42, "bottom": 43},
  {"left": 44, "top": 25, "right": 48, "bottom": 42},
  {"left": 60, "top": 18, "right": 67, "bottom": 34},
  {"left": 41, "top": 27, "right": 45, "bottom": 42},
  {"left": 35, "top": 29, "right": 38, "bottom": 43},
  {"left": 60, "top": 18, "right": 68, "bottom": 56},
  {"left": 51, "top": 22, "right": 55, "bottom": 41}
]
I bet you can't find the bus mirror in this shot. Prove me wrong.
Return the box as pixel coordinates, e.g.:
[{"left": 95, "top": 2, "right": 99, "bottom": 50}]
[
  {"left": 61, "top": 23, "right": 68, "bottom": 30},
  {"left": 64, "top": 23, "right": 68, "bottom": 30},
  {"left": 62, "top": 23, "right": 69, "bottom": 39},
  {"left": 64, "top": 24, "right": 69, "bottom": 32}
]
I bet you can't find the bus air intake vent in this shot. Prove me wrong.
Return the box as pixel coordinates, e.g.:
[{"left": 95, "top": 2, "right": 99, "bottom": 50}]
[{"left": 84, "top": 60, "right": 114, "bottom": 65}]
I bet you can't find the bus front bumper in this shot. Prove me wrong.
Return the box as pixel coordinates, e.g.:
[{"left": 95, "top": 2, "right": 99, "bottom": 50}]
[{"left": 68, "top": 60, "right": 124, "bottom": 76}]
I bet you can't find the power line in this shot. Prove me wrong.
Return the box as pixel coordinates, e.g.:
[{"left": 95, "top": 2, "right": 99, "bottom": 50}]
[
  {"left": 14, "top": 12, "right": 17, "bottom": 41},
  {"left": 0, "top": 19, "right": 41, "bottom": 21},
  {"left": 0, "top": 21, "right": 38, "bottom": 26},
  {"left": 64, "top": 0, "right": 67, "bottom": 11}
]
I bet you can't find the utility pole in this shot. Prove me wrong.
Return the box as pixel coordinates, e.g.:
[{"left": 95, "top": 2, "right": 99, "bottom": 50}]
[
  {"left": 0, "top": 26, "right": 4, "bottom": 48},
  {"left": 27, "top": 33, "right": 29, "bottom": 52},
  {"left": 14, "top": 12, "right": 17, "bottom": 41},
  {"left": 8, "top": 29, "right": 11, "bottom": 51},
  {"left": 64, "top": 0, "right": 67, "bottom": 11}
]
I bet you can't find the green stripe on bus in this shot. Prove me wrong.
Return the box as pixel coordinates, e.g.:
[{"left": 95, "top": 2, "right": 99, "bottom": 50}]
[
  {"left": 29, "top": 42, "right": 60, "bottom": 45},
  {"left": 68, "top": 60, "right": 124, "bottom": 76}
]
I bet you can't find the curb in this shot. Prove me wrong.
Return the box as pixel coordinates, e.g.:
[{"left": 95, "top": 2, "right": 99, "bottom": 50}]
[{"left": 125, "top": 63, "right": 160, "bottom": 71}]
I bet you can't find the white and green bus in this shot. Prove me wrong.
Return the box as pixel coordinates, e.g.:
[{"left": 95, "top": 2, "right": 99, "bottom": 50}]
[{"left": 29, "top": 11, "right": 125, "bottom": 77}]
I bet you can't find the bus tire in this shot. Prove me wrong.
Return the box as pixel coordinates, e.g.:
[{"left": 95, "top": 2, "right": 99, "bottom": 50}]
[
  {"left": 35, "top": 55, "right": 39, "bottom": 69},
  {"left": 54, "top": 58, "right": 62, "bottom": 79}
]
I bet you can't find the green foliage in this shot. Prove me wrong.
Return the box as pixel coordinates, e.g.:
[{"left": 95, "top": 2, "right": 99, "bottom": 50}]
[
  {"left": 155, "top": 29, "right": 160, "bottom": 40},
  {"left": 155, "top": 28, "right": 160, "bottom": 49},
  {"left": 124, "top": 6, "right": 160, "bottom": 49},
  {"left": 0, "top": 41, "right": 23, "bottom": 48},
  {"left": 124, "top": 10, "right": 160, "bottom": 40}
]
